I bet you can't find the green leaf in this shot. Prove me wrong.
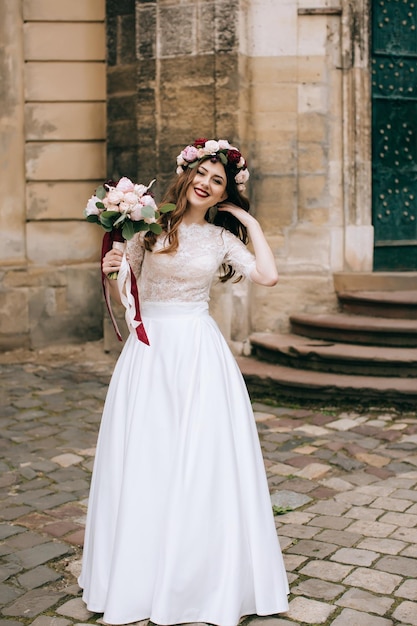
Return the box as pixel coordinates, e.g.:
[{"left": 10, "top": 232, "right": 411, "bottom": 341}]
[
  {"left": 95, "top": 201, "right": 105, "bottom": 209},
  {"left": 149, "top": 223, "right": 162, "bottom": 234},
  {"left": 189, "top": 161, "right": 198, "bottom": 169},
  {"left": 113, "top": 213, "right": 126, "bottom": 227},
  {"left": 160, "top": 203, "right": 176, "bottom": 214},
  {"left": 86, "top": 215, "right": 100, "bottom": 223},
  {"left": 122, "top": 220, "right": 134, "bottom": 240},
  {"left": 100, "top": 215, "right": 116, "bottom": 228},
  {"left": 96, "top": 185, "right": 107, "bottom": 200},
  {"left": 137, "top": 221, "right": 150, "bottom": 231},
  {"left": 219, "top": 152, "right": 227, "bottom": 165},
  {"left": 141, "top": 206, "right": 155, "bottom": 219},
  {"left": 101, "top": 210, "right": 120, "bottom": 219}
]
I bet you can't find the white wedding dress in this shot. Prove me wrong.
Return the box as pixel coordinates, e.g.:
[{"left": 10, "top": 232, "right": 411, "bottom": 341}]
[{"left": 79, "top": 222, "right": 289, "bottom": 626}]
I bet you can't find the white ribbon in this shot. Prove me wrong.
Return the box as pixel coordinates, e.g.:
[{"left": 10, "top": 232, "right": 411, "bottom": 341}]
[{"left": 112, "top": 241, "right": 142, "bottom": 337}]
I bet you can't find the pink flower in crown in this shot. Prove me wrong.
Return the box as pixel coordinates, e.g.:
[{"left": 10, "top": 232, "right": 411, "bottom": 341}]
[
  {"left": 116, "top": 176, "right": 135, "bottom": 192},
  {"left": 203, "top": 140, "right": 220, "bottom": 155},
  {"left": 181, "top": 145, "right": 199, "bottom": 163},
  {"left": 218, "top": 139, "right": 232, "bottom": 150},
  {"left": 235, "top": 169, "right": 250, "bottom": 186}
]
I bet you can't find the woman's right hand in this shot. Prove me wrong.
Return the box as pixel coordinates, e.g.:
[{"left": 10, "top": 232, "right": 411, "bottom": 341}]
[{"left": 102, "top": 249, "right": 124, "bottom": 277}]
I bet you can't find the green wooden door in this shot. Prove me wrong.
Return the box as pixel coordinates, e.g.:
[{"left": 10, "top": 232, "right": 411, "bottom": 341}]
[{"left": 371, "top": 0, "right": 417, "bottom": 270}]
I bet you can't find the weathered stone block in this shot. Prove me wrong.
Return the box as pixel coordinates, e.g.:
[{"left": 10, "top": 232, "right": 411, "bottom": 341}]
[
  {"left": 25, "top": 103, "right": 106, "bottom": 141},
  {"left": 215, "top": 0, "right": 238, "bottom": 52},
  {"left": 254, "top": 176, "right": 297, "bottom": 230},
  {"left": 108, "top": 95, "right": 136, "bottom": 122},
  {"left": 0, "top": 288, "right": 29, "bottom": 335},
  {"left": 108, "top": 149, "right": 139, "bottom": 182},
  {"left": 245, "top": 0, "right": 297, "bottom": 57},
  {"left": 298, "top": 142, "right": 326, "bottom": 175},
  {"left": 26, "top": 142, "right": 106, "bottom": 181},
  {"left": 107, "top": 0, "right": 135, "bottom": 18},
  {"left": 298, "top": 112, "right": 327, "bottom": 142},
  {"left": 252, "top": 83, "right": 298, "bottom": 114},
  {"left": 198, "top": 2, "right": 215, "bottom": 53},
  {"left": 26, "top": 222, "right": 102, "bottom": 265},
  {"left": 298, "top": 15, "right": 328, "bottom": 56},
  {"left": 108, "top": 65, "right": 137, "bottom": 93},
  {"left": 137, "top": 4, "right": 157, "bottom": 59},
  {"left": 119, "top": 14, "right": 136, "bottom": 64},
  {"left": 24, "top": 23, "right": 105, "bottom": 61},
  {"left": 298, "top": 174, "right": 327, "bottom": 209},
  {"left": 251, "top": 112, "right": 297, "bottom": 142},
  {"left": 28, "top": 266, "right": 103, "bottom": 348},
  {"left": 159, "top": 5, "right": 194, "bottom": 57},
  {"left": 297, "top": 55, "right": 326, "bottom": 83},
  {"left": 25, "top": 62, "right": 106, "bottom": 101},
  {"left": 23, "top": 0, "right": 105, "bottom": 21},
  {"left": 106, "top": 16, "right": 117, "bottom": 67},
  {"left": 250, "top": 56, "right": 298, "bottom": 84},
  {"left": 108, "top": 121, "right": 138, "bottom": 149},
  {"left": 27, "top": 181, "right": 103, "bottom": 221}
]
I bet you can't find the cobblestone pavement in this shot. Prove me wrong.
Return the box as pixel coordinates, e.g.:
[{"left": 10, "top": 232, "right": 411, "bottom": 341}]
[{"left": 1, "top": 341, "right": 417, "bottom": 626}]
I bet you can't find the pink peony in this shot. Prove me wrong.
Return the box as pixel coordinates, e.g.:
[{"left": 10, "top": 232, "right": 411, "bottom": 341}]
[
  {"left": 85, "top": 195, "right": 101, "bottom": 216},
  {"left": 107, "top": 188, "right": 124, "bottom": 204},
  {"left": 124, "top": 191, "right": 138, "bottom": 205},
  {"left": 218, "top": 139, "right": 232, "bottom": 150},
  {"left": 181, "top": 145, "right": 199, "bottom": 162},
  {"left": 116, "top": 177, "right": 135, "bottom": 192},
  {"left": 203, "top": 140, "right": 220, "bottom": 155}
]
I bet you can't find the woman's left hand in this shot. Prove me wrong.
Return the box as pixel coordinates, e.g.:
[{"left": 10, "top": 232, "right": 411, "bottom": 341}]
[
  {"left": 218, "top": 202, "right": 278, "bottom": 287},
  {"left": 217, "top": 202, "right": 254, "bottom": 227}
]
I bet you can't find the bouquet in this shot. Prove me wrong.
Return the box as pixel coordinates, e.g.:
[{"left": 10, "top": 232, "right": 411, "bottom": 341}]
[{"left": 84, "top": 176, "right": 174, "bottom": 346}]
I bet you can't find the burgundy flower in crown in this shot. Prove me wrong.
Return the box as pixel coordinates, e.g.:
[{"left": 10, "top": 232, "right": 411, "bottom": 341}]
[{"left": 176, "top": 138, "right": 250, "bottom": 192}]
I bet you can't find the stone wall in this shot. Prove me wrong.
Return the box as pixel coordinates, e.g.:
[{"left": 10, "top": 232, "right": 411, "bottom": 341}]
[
  {"left": 0, "top": 0, "right": 373, "bottom": 352},
  {"left": 105, "top": 0, "right": 373, "bottom": 350},
  {"left": 0, "top": 0, "right": 107, "bottom": 349}
]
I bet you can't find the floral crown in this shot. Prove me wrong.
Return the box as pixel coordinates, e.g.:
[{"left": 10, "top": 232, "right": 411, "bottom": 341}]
[{"left": 176, "top": 138, "right": 250, "bottom": 192}]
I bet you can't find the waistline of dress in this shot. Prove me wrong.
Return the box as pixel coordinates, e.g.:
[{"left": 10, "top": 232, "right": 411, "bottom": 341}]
[{"left": 141, "top": 301, "right": 209, "bottom": 318}]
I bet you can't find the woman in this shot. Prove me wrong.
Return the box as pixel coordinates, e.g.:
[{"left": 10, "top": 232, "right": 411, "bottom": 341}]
[{"left": 79, "top": 138, "right": 289, "bottom": 626}]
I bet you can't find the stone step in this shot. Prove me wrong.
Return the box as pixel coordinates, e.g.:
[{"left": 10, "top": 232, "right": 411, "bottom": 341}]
[
  {"left": 250, "top": 332, "right": 417, "bottom": 376},
  {"left": 290, "top": 312, "right": 417, "bottom": 347},
  {"left": 237, "top": 356, "right": 417, "bottom": 405},
  {"left": 338, "top": 290, "right": 417, "bottom": 319},
  {"left": 333, "top": 271, "right": 417, "bottom": 292}
]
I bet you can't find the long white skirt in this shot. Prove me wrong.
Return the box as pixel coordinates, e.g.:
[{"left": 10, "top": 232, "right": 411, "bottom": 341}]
[{"left": 79, "top": 301, "right": 289, "bottom": 626}]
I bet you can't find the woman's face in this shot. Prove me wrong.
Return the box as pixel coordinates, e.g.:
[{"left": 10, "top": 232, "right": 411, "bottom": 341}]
[{"left": 185, "top": 159, "right": 228, "bottom": 212}]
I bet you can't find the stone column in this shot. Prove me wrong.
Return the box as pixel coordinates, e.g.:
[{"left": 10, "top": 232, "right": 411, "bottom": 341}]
[
  {"left": 0, "top": 0, "right": 26, "bottom": 264},
  {"left": 341, "top": 0, "right": 374, "bottom": 271}
]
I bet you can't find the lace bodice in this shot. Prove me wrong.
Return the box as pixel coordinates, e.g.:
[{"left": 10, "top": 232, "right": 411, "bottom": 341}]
[{"left": 126, "top": 222, "right": 256, "bottom": 303}]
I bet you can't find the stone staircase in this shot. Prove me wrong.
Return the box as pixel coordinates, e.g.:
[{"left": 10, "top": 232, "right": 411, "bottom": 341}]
[{"left": 237, "top": 272, "right": 417, "bottom": 405}]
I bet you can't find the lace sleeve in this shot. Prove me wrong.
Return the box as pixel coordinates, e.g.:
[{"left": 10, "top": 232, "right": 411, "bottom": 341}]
[
  {"left": 221, "top": 229, "right": 256, "bottom": 280},
  {"left": 126, "top": 233, "right": 145, "bottom": 280}
]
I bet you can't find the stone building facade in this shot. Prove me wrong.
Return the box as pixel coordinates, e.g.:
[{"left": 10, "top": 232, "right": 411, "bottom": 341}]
[{"left": 1, "top": 0, "right": 414, "bottom": 352}]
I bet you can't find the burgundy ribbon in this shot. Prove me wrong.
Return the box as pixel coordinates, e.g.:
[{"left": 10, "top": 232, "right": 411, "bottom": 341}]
[{"left": 101, "top": 230, "right": 150, "bottom": 346}]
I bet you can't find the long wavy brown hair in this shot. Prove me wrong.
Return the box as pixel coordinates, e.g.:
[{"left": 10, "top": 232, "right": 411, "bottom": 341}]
[{"left": 144, "top": 156, "right": 250, "bottom": 282}]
